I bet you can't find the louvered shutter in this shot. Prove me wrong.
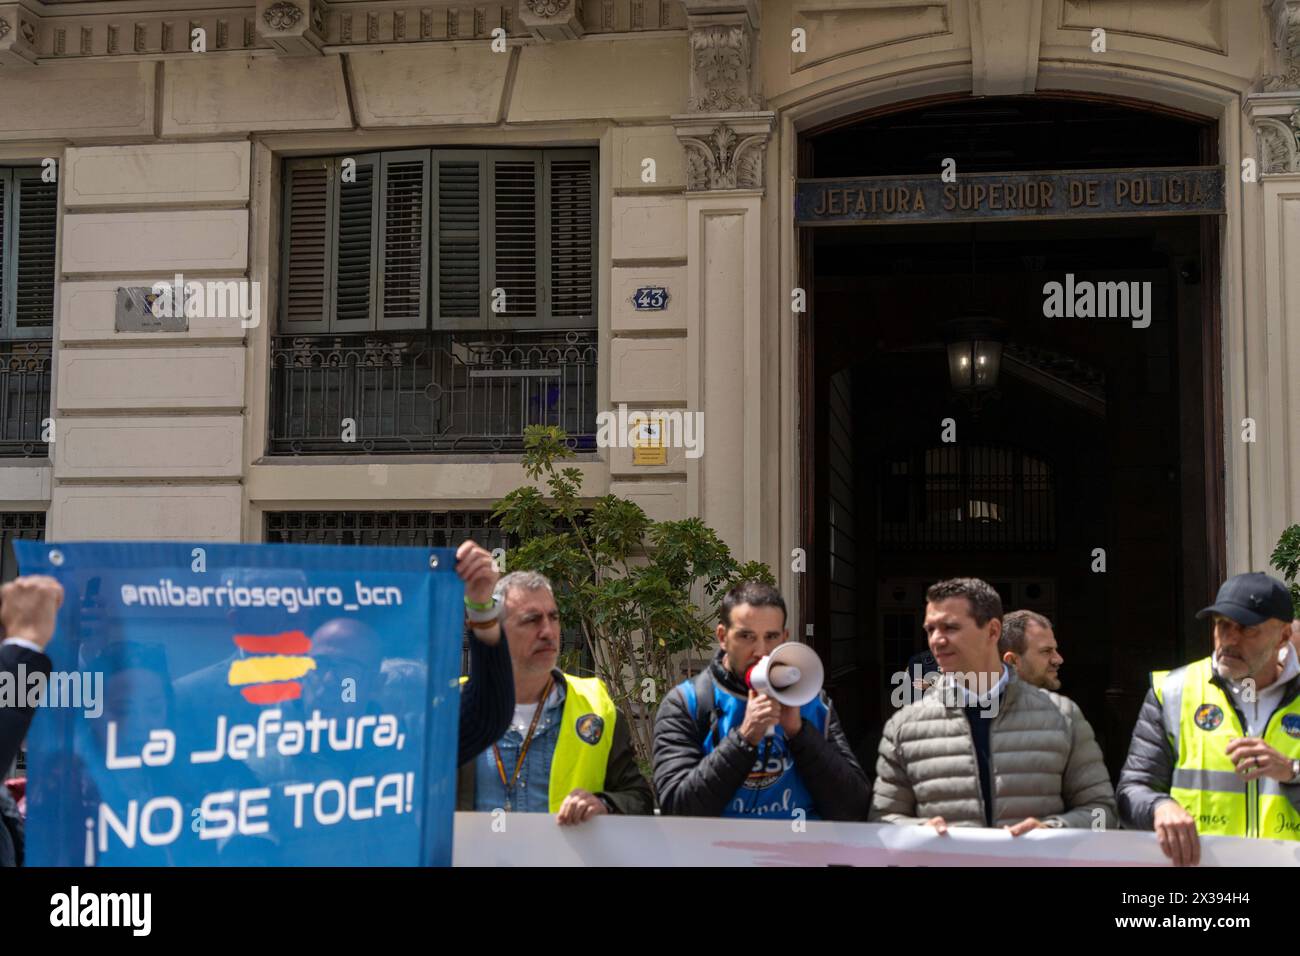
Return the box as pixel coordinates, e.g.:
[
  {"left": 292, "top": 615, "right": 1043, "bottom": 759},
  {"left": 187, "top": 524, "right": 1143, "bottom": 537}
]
[
  {"left": 488, "top": 152, "right": 541, "bottom": 330},
  {"left": 431, "top": 151, "right": 487, "bottom": 330},
  {"left": 544, "top": 151, "right": 596, "bottom": 330},
  {"left": 377, "top": 150, "right": 431, "bottom": 331},
  {"left": 11, "top": 168, "right": 56, "bottom": 339},
  {"left": 280, "top": 158, "right": 334, "bottom": 334},
  {"left": 334, "top": 153, "right": 379, "bottom": 333}
]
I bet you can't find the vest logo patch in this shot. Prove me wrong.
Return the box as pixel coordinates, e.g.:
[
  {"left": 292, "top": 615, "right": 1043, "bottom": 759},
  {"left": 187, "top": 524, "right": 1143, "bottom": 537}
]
[
  {"left": 1194, "top": 703, "right": 1224, "bottom": 732},
  {"left": 575, "top": 713, "right": 604, "bottom": 745},
  {"left": 1282, "top": 714, "right": 1300, "bottom": 739}
]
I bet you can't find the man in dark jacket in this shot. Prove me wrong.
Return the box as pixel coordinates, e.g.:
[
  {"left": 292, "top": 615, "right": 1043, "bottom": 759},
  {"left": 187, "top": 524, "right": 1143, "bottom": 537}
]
[
  {"left": 1, "top": 575, "right": 63, "bottom": 781},
  {"left": 653, "top": 581, "right": 869, "bottom": 820},
  {"left": 457, "top": 570, "right": 653, "bottom": 822},
  {"left": 0, "top": 785, "right": 23, "bottom": 867},
  {"left": 453, "top": 540, "right": 515, "bottom": 767},
  {"left": 1, "top": 574, "right": 62, "bottom": 867}
]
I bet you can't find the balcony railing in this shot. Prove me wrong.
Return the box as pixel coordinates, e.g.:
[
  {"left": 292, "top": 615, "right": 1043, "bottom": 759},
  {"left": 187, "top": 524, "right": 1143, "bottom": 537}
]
[
  {"left": 0, "top": 341, "right": 52, "bottom": 458},
  {"left": 269, "top": 330, "right": 597, "bottom": 455}
]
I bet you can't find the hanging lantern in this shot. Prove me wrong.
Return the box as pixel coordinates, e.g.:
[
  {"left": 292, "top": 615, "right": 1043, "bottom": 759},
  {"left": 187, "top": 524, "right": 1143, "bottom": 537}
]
[{"left": 942, "top": 316, "right": 1005, "bottom": 398}]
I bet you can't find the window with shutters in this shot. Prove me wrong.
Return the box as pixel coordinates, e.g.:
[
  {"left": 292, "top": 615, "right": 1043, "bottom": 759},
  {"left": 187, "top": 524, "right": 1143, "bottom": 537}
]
[
  {"left": 272, "top": 147, "right": 597, "bottom": 456},
  {"left": 0, "top": 168, "right": 56, "bottom": 459}
]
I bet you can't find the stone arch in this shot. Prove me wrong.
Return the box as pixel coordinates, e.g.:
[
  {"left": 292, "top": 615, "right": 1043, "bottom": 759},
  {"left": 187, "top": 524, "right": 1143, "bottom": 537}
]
[{"left": 772, "top": 60, "right": 1250, "bottom": 630}]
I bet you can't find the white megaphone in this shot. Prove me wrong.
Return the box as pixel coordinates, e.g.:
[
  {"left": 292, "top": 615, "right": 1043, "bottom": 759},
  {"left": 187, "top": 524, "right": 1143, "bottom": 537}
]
[{"left": 745, "top": 642, "right": 825, "bottom": 725}]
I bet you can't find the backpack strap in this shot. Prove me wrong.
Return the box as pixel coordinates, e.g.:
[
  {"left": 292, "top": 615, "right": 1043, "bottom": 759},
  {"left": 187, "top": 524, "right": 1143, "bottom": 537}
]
[{"left": 690, "top": 668, "right": 720, "bottom": 750}]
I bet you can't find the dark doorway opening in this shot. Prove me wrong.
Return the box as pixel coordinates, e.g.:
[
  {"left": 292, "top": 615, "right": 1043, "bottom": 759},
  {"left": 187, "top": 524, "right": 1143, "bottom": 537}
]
[{"left": 798, "top": 95, "right": 1224, "bottom": 780}]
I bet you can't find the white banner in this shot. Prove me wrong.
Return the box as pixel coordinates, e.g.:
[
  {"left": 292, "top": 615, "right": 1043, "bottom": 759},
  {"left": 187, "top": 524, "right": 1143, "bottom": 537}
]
[{"left": 453, "top": 813, "right": 1300, "bottom": 867}]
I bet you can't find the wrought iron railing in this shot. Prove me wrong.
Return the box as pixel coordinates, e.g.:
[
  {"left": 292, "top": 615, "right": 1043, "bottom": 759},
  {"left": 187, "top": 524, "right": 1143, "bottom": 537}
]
[
  {"left": 878, "top": 443, "right": 1056, "bottom": 551},
  {"left": 269, "top": 330, "right": 597, "bottom": 455},
  {"left": 0, "top": 341, "right": 52, "bottom": 458},
  {"left": 265, "top": 510, "right": 515, "bottom": 553},
  {"left": 1, "top": 511, "right": 45, "bottom": 583}
]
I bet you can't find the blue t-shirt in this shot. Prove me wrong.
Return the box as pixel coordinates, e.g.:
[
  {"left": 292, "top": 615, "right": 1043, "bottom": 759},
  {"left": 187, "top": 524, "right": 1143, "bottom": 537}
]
[{"left": 679, "top": 674, "right": 830, "bottom": 819}]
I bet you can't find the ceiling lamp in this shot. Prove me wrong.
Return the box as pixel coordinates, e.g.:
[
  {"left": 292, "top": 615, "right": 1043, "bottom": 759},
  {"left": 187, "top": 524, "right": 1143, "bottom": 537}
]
[{"left": 941, "top": 315, "right": 1005, "bottom": 411}]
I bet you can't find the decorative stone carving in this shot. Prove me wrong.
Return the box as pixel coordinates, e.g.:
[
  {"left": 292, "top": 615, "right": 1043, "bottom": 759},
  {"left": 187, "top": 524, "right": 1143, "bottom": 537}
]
[
  {"left": 1263, "top": 0, "right": 1300, "bottom": 91},
  {"left": 676, "top": 2, "right": 768, "bottom": 191},
  {"left": 519, "top": 0, "right": 582, "bottom": 38},
  {"left": 687, "top": 22, "right": 760, "bottom": 112},
  {"left": 1255, "top": 111, "right": 1300, "bottom": 174},
  {"left": 263, "top": 2, "right": 303, "bottom": 30},
  {"left": 526, "top": 0, "right": 570, "bottom": 15},
  {"left": 255, "top": 0, "right": 324, "bottom": 53},
  {"left": 677, "top": 119, "right": 771, "bottom": 191},
  {"left": 0, "top": 0, "right": 668, "bottom": 62},
  {"left": 0, "top": 10, "right": 40, "bottom": 66}
]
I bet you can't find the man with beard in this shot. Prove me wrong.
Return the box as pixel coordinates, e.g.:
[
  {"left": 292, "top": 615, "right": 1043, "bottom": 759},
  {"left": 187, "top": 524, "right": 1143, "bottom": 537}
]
[
  {"left": 999, "top": 610, "right": 1064, "bottom": 691},
  {"left": 1118, "top": 572, "right": 1300, "bottom": 864},
  {"left": 652, "top": 581, "right": 867, "bottom": 820},
  {"left": 457, "top": 570, "right": 652, "bottom": 823}
]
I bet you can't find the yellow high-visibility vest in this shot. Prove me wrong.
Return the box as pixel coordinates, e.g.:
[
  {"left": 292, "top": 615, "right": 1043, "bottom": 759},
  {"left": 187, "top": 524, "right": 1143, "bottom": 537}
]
[
  {"left": 1152, "top": 657, "right": 1300, "bottom": 840},
  {"left": 547, "top": 673, "right": 618, "bottom": 813}
]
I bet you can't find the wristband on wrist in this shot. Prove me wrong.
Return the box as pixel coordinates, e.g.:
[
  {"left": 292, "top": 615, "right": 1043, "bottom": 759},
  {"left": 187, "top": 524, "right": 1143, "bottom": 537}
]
[
  {"left": 467, "top": 617, "right": 499, "bottom": 631},
  {"left": 464, "top": 595, "right": 496, "bottom": 612},
  {"left": 465, "top": 598, "right": 498, "bottom": 624}
]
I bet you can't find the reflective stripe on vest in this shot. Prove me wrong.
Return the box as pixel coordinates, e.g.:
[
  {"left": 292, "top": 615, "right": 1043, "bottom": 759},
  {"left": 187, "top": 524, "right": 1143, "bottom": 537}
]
[
  {"left": 1152, "top": 657, "right": 1300, "bottom": 840},
  {"left": 1151, "top": 668, "right": 1182, "bottom": 757},
  {"left": 547, "top": 673, "right": 618, "bottom": 813}
]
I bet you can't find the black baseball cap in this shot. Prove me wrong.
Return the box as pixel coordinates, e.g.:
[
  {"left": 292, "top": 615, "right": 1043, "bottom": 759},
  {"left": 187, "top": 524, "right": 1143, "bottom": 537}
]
[{"left": 1195, "top": 572, "right": 1295, "bottom": 627}]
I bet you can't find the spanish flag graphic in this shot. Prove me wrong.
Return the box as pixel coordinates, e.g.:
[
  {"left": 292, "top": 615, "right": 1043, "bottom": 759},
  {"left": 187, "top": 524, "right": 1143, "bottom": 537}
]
[{"left": 226, "top": 631, "right": 317, "bottom": 704}]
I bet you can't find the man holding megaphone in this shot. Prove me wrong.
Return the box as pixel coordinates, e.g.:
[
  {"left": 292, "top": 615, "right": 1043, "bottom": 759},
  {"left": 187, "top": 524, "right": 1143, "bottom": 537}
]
[{"left": 653, "top": 582, "right": 869, "bottom": 820}]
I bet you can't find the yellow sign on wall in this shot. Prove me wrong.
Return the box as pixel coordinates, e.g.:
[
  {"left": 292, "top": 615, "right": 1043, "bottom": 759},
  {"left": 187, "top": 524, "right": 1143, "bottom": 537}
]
[{"left": 632, "top": 418, "right": 667, "bottom": 466}]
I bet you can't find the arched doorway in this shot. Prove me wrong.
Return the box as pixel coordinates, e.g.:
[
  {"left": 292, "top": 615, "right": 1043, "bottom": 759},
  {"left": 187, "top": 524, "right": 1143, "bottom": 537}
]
[{"left": 796, "top": 95, "right": 1225, "bottom": 777}]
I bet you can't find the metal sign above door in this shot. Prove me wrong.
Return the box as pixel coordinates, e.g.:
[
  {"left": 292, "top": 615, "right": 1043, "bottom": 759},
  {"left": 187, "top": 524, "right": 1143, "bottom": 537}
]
[{"left": 796, "top": 166, "right": 1224, "bottom": 226}]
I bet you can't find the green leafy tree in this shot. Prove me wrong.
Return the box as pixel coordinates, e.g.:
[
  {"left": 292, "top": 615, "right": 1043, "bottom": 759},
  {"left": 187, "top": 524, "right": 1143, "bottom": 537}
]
[
  {"left": 1270, "top": 524, "right": 1300, "bottom": 617},
  {"left": 492, "top": 425, "right": 775, "bottom": 774}
]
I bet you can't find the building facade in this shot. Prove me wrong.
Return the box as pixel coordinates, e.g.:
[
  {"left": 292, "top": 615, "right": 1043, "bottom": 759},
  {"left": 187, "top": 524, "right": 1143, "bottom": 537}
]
[{"left": 2, "top": 0, "right": 1299, "bottom": 760}]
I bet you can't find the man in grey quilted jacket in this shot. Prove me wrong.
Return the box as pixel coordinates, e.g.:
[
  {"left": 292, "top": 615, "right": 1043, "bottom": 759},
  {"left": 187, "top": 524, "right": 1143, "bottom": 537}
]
[{"left": 870, "top": 577, "right": 1116, "bottom": 833}]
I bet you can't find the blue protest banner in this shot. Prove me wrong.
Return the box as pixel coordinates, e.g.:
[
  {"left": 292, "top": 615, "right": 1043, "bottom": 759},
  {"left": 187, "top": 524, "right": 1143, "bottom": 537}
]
[{"left": 15, "top": 540, "right": 464, "bottom": 867}]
